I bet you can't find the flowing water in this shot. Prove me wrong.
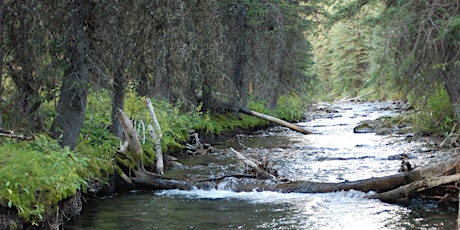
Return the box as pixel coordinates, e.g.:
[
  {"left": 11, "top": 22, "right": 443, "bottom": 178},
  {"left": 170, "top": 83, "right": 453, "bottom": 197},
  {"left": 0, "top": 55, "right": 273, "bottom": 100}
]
[{"left": 65, "top": 102, "right": 458, "bottom": 229}]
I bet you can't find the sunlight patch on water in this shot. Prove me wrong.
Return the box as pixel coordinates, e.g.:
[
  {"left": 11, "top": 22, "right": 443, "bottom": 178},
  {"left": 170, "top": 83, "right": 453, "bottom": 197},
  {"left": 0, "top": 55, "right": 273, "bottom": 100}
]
[{"left": 155, "top": 188, "right": 313, "bottom": 204}]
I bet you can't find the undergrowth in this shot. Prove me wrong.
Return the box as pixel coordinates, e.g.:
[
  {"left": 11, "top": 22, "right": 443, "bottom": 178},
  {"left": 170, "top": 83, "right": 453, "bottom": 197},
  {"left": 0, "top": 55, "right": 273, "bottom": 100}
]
[
  {"left": 408, "top": 86, "right": 456, "bottom": 136},
  {"left": 0, "top": 136, "right": 94, "bottom": 225}
]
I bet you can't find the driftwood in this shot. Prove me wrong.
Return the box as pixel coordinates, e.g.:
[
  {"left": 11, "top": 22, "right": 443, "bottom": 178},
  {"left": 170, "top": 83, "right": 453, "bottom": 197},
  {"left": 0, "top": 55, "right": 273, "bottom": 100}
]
[
  {"left": 368, "top": 173, "right": 460, "bottom": 204},
  {"left": 239, "top": 108, "right": 314, "bottom": 135},
  {"left": 148, "top": 125, "right": 163, "bottom": 174},
  {"left": 146, "top": 98, "right": 164, "bottom": 174},
  {"left": 230, "top": 147, "right": 276, "bottom": 180},
  {"left": 272, "top": 158, "right": 460, "bottom": 194},
  {"left": 0, "top": 130, "right": 34, "bottom": 140},
  {"left": 115, "top": 108, "right": 145, "bottom": 173}
]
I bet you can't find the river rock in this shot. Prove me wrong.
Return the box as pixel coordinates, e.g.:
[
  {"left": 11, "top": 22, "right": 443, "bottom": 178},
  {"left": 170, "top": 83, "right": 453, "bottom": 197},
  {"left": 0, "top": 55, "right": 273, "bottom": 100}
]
[
  {"left": 353, "top": 115, "right": 413, "bottom": 135},
  {"left": 376, "top": 127, "right": 398, "bottom": 135},
  {"left": 419, "top": 147, "right": 433, "bottom": 152},
  {"left": 353, "top": 122, "right": 374, "bottom": 133},
  {"left": 387, "top": 153, "right": 409, "bottom": 160},
  {"left": 167, "top": 160, "right": 184, "bottom": 168}
]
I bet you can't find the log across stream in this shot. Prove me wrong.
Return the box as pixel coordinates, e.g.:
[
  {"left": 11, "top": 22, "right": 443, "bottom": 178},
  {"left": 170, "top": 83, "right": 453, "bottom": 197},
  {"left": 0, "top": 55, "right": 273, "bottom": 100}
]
[{"left": 65, "top": 101, "right": 460, "bottom": 229}]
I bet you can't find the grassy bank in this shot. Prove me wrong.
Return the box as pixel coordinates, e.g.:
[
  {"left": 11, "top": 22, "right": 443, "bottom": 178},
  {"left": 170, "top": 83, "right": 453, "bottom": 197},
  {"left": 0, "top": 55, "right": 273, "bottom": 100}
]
[{"left": 0, "top": 90, "right": 309, "bottom": 228}]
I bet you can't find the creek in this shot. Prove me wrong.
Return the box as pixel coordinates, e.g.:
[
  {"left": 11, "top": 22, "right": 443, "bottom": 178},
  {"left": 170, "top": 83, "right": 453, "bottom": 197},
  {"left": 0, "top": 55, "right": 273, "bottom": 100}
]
[{"left": 65, "top": 101, "right": 457, "bottom": 229}]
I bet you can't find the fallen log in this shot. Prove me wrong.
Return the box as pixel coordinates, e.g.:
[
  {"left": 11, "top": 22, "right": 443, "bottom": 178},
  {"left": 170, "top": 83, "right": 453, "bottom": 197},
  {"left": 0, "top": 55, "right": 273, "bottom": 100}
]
[
  {"left": 0, "top": 130, "right": 34, "bottom": 140},
  {"left": 239, "top": 108, "right": 314, "bottom": 135},
  {"left": 131, "top": 175, "right": 192, "bottom": 190},
  {"left": 368, "top": 173, "right": 460, "bottom": 204},
  {"left": 270, "top": 158, "right": 460, "bottom": 194}
]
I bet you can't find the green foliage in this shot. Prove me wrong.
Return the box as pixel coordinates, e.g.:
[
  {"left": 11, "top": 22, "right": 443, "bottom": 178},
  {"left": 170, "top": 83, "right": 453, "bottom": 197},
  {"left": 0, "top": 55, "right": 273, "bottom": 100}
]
[
  {"left": 246, "top": 94, "right": 309, "bottom": 123},
  {"left": 124, "top": 91, "right": 192, "bottom": 154},
  {"left": 274, "top": 94, "right": 308, "bottom": 122},
  {"left": 311, "top": 1, "right": 388, "bottom": 101},
  {"left": 0, "top": 91, "right": 113, "bottom": 224},
  {"left": 77, "top": 91, "right": 118, "bottom": 177},
  {"left": 219, "top": 0, "right": 312, "bottom": 30},
  {"left": 408, "top": 86, "right": 455, "bottom": 136},
  {"left": 0, "top": 136, "right": 91, "bottom": 223}
]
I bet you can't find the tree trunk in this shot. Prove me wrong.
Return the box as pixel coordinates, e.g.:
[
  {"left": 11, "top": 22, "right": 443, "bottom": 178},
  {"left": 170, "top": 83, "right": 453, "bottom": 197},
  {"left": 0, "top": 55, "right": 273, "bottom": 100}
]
[
  {"left": 146, "top": 98, "right": 164, "bottom": 174},
  {"left": 115, "top": 108, "right": 144, "bottom": 172},
  {"left": 368, "top": 173, "right": 460, "bottom": 204},
  {"left": 50, "top": 0, "right": 92, "bottom": 150},
  {"left": 110, "top": 66, "right": 126, "bottom": 139},
  {"left": 232, "top": 4, "right": 249, "bottom": 115},
  {"left": 444, "top": 64, "right": 460, "bottom": 128}
]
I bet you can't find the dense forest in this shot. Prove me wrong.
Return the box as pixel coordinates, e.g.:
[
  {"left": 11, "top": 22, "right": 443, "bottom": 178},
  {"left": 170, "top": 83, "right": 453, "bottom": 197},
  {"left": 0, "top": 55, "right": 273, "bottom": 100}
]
[
  {"left": 1, "top": 0, "right": 314, "bottom": 150},
  {"left": 1, "top": 0, "right": 460, "bottom": 228},
  {"left": 1, "top": 0, "right": 460, "bottom": 146}
]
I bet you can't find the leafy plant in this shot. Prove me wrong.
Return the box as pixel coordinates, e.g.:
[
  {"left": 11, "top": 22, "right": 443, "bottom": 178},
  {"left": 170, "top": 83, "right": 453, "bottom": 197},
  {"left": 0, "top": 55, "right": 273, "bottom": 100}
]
[{"left": 0, "top": 136, "right": 92, "bottom": 222}]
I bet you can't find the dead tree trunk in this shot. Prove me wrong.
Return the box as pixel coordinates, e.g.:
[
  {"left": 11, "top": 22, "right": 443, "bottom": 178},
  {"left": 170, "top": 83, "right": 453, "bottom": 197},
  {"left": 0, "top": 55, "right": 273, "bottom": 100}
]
[
  {"left": 239, "top": 108, "right": 313, "bottom": 134},
  {"left": 146, "top": 98, "right": 164, "bottom": 174},
  {"left": 115, "top": 108, "right": 145, "bottom": 174},
  {"left": 368, "top": 173, "right": 460, "bottom": 204},
  {"left": 272, "top": 158, "right": 460, "bottom": 194}
]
